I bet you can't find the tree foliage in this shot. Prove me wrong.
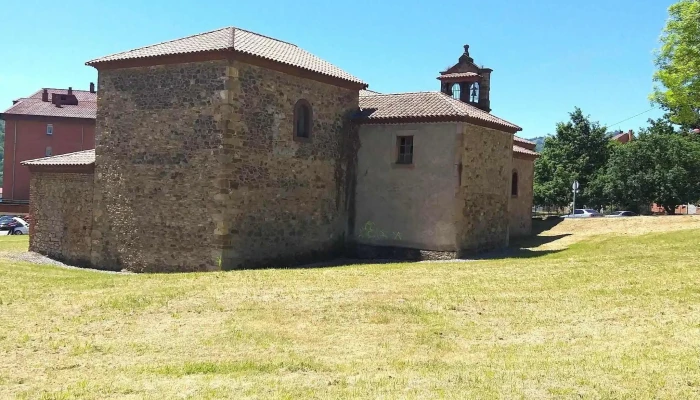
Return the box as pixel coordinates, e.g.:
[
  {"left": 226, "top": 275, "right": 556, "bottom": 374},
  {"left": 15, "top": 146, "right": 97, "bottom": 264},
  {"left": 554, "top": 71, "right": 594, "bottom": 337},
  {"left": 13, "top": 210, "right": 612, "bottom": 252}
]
[
  {"left": 604, "top": 118, "right": 700, "bottom": 214},
  {"left": 534, "top": 108, "right": 610, "bottom": 208},
  {"left": 651, "top": 0, "right": 700, "bottom": 128}
]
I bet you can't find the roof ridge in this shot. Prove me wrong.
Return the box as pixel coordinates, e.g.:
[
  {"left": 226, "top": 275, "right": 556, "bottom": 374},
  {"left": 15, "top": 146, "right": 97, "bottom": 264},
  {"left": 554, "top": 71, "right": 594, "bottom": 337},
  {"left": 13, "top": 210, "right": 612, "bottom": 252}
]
[
  {"left": 362, "top": 90, "right": 443, "bottom": 96},
  {"left": 27, "top": 88, "right": 97, "bottom": 99},
  {"left": 514, "top": 136, "right": 535, "bottom": 143},
  {"left": 233, "top": 27, "right": 298, "bottom": 47},
  {"left": 41, "top": 88, "right": 95, "bottom": 92},
  {"left": 87, "top": 27, "right": 233, "bottom": 63},
  {"left": 13, "top": 97, "right": 97, "bottom": 103}
]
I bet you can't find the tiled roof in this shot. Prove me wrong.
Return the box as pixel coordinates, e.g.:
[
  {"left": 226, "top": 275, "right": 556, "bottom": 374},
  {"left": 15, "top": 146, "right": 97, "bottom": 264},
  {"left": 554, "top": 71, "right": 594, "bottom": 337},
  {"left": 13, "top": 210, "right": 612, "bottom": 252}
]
[
  {"left": 437, "top": 72, "right": 481, "bottom": 80},
  {"left": 356, "top": 91, "right": 521, "bottom": 131},
  {"left": 360, "top": 89, "right": 381, "bottom": 97},
  {"left": 514, "top": 136, "right": 535, "bottom": 146},
  {"left": 513, "top": 145, "right": 539, "bottom": 157},
  {"left": 27, "top": 88, "right": 96, "bottom": 102},
  {"left": 86, "top": 27, "right": 366, "bottom": 86},
  {"left": 22, "top": 149, "right": 95, "bottom": 166},
  {"left": 2, "top": 89, "right": 97, "bottom": 119}
]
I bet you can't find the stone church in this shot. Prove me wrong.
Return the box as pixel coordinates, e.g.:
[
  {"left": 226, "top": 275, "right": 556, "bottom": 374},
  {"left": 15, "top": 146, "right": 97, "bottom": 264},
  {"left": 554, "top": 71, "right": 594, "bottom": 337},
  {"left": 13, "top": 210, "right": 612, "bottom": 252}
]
[{"left": 23, "top": 27, "right": 538, "bottom": 272}]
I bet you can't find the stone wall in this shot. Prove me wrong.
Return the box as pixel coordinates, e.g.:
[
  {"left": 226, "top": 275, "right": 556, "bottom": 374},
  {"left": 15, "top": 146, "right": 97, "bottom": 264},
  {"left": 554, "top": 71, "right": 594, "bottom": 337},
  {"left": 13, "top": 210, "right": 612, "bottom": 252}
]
[
  {"left": 354, "top": 122, "right": 462, "bottom": 251},
  {"left": 91, "top": 60, "right": 229, "bottom": 272},
  {"left": 28, "top": 172, "right": 94, "bottom": 266},
  {"left": 457, "top": 122, "right": 513, "bottom": 254},
  {"left": 220, "top": 61, "right": 359, "bottom": 269},
  {"left": 510, "top": 155, "right": 535, "bottom": 237}
]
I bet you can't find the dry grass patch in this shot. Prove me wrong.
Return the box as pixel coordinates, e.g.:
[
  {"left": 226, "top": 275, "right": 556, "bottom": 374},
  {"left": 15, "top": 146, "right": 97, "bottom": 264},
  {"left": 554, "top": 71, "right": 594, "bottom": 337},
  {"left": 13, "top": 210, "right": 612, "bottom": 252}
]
[
  {"left": 531, "top": 214, "right": 700, "bottom": 250},
  {"left": 0, "top": 217, "right": 699, "bottom": 398}
]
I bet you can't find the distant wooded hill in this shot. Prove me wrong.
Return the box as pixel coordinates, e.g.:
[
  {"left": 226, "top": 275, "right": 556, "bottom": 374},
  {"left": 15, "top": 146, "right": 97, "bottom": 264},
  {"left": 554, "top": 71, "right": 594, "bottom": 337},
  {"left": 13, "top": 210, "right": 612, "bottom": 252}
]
[{"left": 530, "top": 136, "right": 546, "bottom": 152}]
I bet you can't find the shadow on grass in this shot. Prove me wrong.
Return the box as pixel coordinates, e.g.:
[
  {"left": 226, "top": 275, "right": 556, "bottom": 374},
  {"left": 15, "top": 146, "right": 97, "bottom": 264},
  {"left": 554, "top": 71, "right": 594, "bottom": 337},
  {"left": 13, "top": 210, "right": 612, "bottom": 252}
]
[
  {"left": 465, "top": 249, "right": 563, "bottom": 260},
  {"left": 532, "top": 216, "right": 565, "bottom": 234},
  {"left": 289, "top": 233, "right": 570, "bottom": 269},
  {"left": 469, "top": 218, "right": 569, "bottom": 260}
]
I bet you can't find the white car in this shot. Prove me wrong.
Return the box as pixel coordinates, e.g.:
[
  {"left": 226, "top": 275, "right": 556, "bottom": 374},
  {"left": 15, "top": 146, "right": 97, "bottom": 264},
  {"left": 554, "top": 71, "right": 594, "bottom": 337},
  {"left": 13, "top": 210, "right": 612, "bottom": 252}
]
[
  {"left": 564, "top": 209, "right": 604, "bottom": 218},
  {"left": 4, "top": 217, "right": 29, "bottom": 235},
  {"left": 607, "top": 211, "right": 638, "bottom": 217}
]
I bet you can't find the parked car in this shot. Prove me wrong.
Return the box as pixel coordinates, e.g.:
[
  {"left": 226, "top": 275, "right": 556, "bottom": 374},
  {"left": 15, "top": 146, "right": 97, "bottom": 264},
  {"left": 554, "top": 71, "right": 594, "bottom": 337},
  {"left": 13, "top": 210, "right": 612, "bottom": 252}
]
[
  {"left": 564, "top": 209, "right": 604, "bottom": 218},
  {"left": 0, "top": 217, "right": 29, "bottom": 235},
  {"left": 608, "top": 211, "right": 637, "bottom": 217}
]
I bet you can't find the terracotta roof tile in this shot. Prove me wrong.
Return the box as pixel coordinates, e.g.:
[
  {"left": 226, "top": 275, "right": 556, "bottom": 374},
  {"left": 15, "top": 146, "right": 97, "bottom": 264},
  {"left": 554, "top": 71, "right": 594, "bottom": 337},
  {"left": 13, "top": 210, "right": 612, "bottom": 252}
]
[
  {"left": 437, "top": 72, "right": 481, "bottom": 80},
  {"left": 514, "top": 136, "right": 535, "bottom": 146},
  {"left": 513, "top": 136, "right": 538, "bottom": 151},
  {"left": 86, "top": 27, "right": 366, "bottom": 86},
  {"left": 22, "top": 149, "right": 95, "bottom": 166},
  {"left": 2, "top": 89, "right": 97, "bottom": 119},
  {"left": 356, "top": 91, "right": 521, "bottom": 131},
  {"left": 27, "top": 88, "right": 96, "bottom": 102},
  {"left": 513, "top": 144, "right": 539, "bottom": 157},
  {"left": 360, "top": 89, "right": 380, "bottom": 97}
]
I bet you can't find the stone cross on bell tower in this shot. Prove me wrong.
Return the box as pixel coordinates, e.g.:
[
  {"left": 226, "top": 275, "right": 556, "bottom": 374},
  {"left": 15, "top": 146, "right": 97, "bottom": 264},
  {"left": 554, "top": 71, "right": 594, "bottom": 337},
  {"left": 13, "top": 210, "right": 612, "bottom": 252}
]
[{"left": 437, "top": 44, "right": 492, "bottom": 113}]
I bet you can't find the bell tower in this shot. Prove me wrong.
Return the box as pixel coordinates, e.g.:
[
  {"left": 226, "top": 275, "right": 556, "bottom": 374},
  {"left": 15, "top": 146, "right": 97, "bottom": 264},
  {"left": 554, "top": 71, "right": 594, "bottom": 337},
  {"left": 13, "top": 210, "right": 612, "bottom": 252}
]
[{"left": 438, "top": 44, "right": 492, "bottom": 113}]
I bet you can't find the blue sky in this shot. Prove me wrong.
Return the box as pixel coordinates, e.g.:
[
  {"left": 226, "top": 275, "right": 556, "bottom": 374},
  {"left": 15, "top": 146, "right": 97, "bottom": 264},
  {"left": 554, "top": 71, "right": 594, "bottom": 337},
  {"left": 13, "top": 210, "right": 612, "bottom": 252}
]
[{"left": 0, "top": 0, "right": 673, "bottom": 138}]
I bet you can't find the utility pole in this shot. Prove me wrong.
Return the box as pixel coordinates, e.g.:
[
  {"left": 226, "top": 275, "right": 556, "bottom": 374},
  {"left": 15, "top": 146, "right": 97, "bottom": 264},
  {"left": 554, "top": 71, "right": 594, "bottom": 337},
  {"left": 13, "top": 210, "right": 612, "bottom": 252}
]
[{"left": 572, "top": 181, "right": 579, "bottom": 216}]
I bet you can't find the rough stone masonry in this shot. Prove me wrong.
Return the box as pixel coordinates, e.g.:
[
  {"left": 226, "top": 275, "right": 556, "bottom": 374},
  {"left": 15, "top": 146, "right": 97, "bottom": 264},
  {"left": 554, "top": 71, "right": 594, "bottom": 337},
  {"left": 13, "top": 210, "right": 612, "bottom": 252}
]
[{"left": 23, "top": 28, "right": 537, "bottom": 272}]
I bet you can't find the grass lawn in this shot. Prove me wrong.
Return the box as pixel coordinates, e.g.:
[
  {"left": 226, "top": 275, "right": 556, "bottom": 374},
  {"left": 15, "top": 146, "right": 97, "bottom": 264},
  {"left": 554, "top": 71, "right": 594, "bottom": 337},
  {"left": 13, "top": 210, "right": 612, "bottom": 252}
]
[{"left": 1, "top": 217, "right": 700, "bottom": 399}]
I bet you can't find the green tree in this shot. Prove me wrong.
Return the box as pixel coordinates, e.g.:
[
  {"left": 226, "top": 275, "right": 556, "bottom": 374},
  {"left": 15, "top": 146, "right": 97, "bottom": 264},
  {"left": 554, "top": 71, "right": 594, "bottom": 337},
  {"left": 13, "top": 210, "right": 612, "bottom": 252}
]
[
  {"left": 606, "top": 118, "right": 700, "bottom": 214},
  {"left": 534, "top": 108, "right": 611, "bottom": 209},
  {"left": 651, "top": 0, "right": 700, "bottom": 128}
]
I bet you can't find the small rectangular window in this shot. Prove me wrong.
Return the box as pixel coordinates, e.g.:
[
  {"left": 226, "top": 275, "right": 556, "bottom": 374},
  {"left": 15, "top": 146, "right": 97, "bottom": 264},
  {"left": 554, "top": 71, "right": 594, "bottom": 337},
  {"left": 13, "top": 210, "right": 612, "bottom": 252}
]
[
  {"left": 46, "top": 124, "right": 53, "bottom": 135},
  {"left": 45, "top": 146, "right": 52, "bottom": 157},
  {"left": 396, "top": 136, "right": 413, "bottom": 164}
]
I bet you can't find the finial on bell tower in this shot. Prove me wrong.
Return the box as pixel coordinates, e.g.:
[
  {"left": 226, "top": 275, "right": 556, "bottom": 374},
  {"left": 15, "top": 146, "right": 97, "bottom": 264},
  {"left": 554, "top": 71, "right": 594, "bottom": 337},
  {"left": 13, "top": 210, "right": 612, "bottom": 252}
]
[{"left": 459, "top": 44, "right": 474, "bottom": 64}]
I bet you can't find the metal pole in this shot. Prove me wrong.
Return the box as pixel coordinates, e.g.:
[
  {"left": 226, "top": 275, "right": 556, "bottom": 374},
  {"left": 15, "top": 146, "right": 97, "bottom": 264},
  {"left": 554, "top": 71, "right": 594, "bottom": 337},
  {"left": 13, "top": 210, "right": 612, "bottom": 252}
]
[{"left": 572, "top": 188, "right": 576, "bottom": 216}]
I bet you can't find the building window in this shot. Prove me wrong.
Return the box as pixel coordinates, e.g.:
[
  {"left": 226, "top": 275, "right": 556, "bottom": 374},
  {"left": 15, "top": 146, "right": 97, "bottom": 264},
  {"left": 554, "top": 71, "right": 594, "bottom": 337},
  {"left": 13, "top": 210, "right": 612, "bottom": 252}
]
[
  {"left": 511, "top": 171, "right": 519, "bottom": 197},
  {"left": 293, "top": 99, "right": 312, "bottom": 140},
  {"left": 469, "top": 82, "right": 480, "bottom": 103},
  {"left": 451, "top": 83, "right": 461, "bottom": 100},
  {"left": 45, "top": 146, "right": 52, "bottom": 157},
  {"left": 396, "top": 136, "right": 414, "bottom": 164},
  {"left": 46, "top": 124, "right": 53, "bottom": 135}
]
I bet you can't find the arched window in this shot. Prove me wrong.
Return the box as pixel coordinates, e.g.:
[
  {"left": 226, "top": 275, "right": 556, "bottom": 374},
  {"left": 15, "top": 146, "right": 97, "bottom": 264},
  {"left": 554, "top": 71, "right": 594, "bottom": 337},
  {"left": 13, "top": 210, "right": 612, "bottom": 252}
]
[
  {"left": 294, "top": 99, "right": 312, "bottom": 140},
  {"left": 469, "top": 82, "right": 480, "bottom": 103},
  {"left": 511, "top": 171, "right": 519, "bottom": 197},
  {"left": 451, "top": 83, "right": 461, "bottom": 100}
]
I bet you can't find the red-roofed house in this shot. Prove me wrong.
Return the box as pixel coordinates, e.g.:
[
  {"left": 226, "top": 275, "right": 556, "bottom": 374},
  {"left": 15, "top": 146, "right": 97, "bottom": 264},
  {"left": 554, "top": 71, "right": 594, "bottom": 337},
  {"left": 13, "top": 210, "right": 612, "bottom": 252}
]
[
  {"left": 611, "top": 130, "right": 634, "bottom": 144},
  {"left": 0, "top": 86, "right": 96, "bottom": 202}
]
